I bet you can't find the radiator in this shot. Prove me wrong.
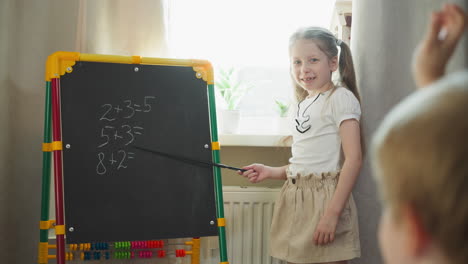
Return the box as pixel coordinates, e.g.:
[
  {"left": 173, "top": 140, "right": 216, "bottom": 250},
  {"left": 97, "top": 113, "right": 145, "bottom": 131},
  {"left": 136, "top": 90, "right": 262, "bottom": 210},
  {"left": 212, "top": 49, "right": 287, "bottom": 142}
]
[{"left": 203, "top": 186, "right": 285, "bottom": 264}]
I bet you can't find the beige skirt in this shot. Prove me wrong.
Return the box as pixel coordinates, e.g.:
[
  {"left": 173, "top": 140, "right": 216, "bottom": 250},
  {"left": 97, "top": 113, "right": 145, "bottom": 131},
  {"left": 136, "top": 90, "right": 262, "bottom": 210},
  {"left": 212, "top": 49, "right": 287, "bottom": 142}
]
[{"left": 269, "top": 169, "right": 360, "bottom": 263}]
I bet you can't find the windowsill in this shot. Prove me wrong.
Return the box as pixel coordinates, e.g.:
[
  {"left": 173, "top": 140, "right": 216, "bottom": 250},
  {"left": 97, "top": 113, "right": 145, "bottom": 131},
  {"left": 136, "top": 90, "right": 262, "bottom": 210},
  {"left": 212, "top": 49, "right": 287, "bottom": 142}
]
[{"left": 219, "top": 133, "right": 291, "bottom": 147}]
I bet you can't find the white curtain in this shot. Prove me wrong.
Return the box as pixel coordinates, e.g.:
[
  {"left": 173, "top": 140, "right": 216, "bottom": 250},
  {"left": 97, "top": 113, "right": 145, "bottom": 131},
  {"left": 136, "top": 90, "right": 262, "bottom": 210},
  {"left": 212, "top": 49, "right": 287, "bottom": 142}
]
[
  {"left": 75, "top": 0, "right": 169, "bottom": 57},
  {"left": 1, "top": 1, "right": 169, "bottom": 263},
  {"left": 166, "top": 0, "right": 336, "bottom": 67}
]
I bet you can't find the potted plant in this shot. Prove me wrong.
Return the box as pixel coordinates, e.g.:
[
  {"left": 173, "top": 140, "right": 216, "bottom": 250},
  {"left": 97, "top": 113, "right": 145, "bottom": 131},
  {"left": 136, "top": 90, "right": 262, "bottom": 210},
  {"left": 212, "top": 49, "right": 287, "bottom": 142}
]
[
  {"left": 274, "top": 99, "right": 291, "bottom": 134},
  {"left": 215, "top": 67, "right": 252, "bottom": 133}
]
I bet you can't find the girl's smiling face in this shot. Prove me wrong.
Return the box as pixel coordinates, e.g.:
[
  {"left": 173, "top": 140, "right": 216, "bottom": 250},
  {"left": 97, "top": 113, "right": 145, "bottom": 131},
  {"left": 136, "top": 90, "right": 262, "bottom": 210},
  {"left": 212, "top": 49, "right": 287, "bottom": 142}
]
[{"left": 290, "top": 39, "right": 338, "bottom": 95}]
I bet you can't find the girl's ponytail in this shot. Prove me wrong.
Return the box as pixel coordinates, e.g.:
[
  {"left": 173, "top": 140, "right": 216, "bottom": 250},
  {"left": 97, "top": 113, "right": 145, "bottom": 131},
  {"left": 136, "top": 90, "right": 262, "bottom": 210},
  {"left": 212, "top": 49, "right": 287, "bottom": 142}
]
[
  {"left": 338, "top": 40, "right": 366, "bottom": 155},
  {"left": 338, "top": 41, "right": 361, "bottom": 103}
]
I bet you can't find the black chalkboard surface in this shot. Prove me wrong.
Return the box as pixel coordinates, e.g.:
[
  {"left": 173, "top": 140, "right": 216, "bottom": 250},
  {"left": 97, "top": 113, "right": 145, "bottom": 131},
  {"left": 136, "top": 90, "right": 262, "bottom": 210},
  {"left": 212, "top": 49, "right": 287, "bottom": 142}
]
[{"left": 60, "top": 61, "right": 218, "bottom": 243}]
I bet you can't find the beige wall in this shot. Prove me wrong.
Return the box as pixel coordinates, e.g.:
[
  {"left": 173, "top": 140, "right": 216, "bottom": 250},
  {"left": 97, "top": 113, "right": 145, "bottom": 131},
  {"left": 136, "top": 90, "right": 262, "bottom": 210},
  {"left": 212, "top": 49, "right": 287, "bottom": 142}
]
[{"left": 220, "top": 146, "right": 290, "bottom": 188}]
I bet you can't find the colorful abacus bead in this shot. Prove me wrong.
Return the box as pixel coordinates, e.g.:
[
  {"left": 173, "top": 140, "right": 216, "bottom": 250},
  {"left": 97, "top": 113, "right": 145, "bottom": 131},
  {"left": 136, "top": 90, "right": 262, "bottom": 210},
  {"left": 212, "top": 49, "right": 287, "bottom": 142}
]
[
  {"left": 139, "top": 250, "right": 153, "bottom": 258},
  {"left": 83, "top": 251, "right": 91, "bottom": 260},
  {"left": 176, "top": 249, "right": 186, "bottom": 257},
  {"left": 157, "top": 250, "right": 166, "bottom": 258},
  {"left": 65, "top": 252, "right": 73, "bottom": 260}
]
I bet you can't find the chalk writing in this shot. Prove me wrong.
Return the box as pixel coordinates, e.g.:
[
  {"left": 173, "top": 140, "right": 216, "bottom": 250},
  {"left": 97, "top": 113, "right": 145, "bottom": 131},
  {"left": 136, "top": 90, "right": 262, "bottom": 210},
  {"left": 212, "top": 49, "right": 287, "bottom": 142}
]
[{"left": 96, "top": 96, "right": 155, "bottom": 175}]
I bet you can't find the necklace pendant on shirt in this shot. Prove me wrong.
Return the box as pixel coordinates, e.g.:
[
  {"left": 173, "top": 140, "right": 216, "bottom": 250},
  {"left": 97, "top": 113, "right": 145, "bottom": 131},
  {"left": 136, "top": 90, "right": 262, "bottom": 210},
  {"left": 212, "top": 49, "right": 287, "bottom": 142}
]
[{"left": 295, "top": 93, "right": 321, "bottom": 134}]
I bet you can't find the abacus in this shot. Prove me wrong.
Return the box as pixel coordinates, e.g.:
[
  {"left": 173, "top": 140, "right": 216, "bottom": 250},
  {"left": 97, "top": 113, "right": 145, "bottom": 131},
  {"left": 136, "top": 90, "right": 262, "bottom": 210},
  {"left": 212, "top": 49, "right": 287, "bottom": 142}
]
[{"left": 46, "top": 239, "right": 200, "bottom": 261}]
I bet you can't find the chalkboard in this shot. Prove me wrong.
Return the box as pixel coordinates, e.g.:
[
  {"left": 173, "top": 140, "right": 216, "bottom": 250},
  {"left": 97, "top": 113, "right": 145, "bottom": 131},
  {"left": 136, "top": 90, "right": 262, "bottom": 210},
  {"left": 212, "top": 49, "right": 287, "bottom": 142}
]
[{"left": 60, "top": 61, "right": 218, "bottom": 243}]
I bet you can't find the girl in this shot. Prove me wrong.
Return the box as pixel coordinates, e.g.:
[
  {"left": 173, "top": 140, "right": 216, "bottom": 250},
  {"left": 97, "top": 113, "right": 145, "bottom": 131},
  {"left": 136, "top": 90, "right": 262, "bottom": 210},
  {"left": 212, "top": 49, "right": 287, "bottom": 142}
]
[
  {"left": 373, "top": 4, "right": 467, "bottom": 264},
  {"left": 239, "top": 27, "right": 362, "bottom": 264}
]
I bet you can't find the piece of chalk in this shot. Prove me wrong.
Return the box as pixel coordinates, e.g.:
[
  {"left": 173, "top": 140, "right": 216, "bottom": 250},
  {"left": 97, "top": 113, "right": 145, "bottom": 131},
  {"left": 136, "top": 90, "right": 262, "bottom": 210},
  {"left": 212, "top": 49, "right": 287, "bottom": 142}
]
[{"left": 438, "top": 27, "right": 448, "bottom": 41}]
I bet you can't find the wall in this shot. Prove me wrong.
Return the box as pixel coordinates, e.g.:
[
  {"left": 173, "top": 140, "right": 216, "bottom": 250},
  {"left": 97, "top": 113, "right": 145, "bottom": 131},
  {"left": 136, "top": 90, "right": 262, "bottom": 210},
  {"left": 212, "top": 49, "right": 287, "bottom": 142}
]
[
  {"left": 351, "top": 0, "right": 467, "bottom": 263},
  {"left": 220, "top": 146, "right": 290, "bottom": 188},
  {"left": 0, "top": 0, "right": 13, "bottom": 262}
]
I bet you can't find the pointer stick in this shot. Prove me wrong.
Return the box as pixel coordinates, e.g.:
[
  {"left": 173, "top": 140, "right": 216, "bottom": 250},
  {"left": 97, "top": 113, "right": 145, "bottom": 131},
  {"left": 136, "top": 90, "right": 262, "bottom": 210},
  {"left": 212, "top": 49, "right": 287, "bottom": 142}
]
[{"left": 133, "top": 146, "right": 247, "bottom": 173}]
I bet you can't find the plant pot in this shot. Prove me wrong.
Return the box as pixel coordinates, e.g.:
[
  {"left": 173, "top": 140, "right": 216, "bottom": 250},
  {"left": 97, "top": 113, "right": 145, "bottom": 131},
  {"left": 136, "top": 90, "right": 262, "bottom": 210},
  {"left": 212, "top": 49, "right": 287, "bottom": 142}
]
[{"left": 220, "top": 109, "right": 240, "bottom": 134}]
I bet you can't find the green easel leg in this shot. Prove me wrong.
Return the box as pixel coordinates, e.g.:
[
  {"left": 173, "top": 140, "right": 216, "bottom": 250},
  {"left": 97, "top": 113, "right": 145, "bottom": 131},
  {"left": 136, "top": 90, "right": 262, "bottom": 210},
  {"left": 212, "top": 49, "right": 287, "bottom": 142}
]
[
  {"left": 38, "top": 81, "right": 52, "bottom": 264},
  {"left": 208, "top": 83, "right": 229, "bottom": 263}
]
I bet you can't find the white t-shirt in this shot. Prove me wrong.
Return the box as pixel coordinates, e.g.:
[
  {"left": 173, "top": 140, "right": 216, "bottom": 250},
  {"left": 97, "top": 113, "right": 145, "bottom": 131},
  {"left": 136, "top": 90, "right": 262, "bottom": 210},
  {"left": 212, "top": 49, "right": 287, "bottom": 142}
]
[{"left": 288, "top": 87, "right": 361, "bottom": 177}]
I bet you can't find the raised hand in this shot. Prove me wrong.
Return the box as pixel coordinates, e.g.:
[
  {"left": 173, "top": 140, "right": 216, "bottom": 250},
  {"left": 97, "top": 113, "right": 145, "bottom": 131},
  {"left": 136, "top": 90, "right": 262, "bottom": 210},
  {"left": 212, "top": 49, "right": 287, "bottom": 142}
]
[{"left": 412, "top": 4, "right": 467, "bottom": 87}]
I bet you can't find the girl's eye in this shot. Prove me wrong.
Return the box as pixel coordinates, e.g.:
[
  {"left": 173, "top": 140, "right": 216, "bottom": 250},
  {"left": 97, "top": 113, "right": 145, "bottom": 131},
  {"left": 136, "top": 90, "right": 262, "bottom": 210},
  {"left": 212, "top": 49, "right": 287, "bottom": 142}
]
[
  {"left": 310, "top": 58, "right": 319, "bottom": 63},
  {"left": 293, "top": 60, "right": 301, "bottom": 65}
]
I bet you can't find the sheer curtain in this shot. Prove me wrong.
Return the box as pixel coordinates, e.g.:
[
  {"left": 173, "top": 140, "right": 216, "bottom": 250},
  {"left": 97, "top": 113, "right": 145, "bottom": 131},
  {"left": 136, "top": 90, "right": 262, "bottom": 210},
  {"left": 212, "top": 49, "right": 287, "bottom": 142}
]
[{"left": 75, "top": 0, "right": 169, "bottom": 57}]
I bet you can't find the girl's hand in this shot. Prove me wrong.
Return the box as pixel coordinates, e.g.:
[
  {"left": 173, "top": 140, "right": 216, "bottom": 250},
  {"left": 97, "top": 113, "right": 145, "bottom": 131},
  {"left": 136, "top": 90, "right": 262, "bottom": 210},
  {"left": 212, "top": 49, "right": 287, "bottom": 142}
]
[
  {"left": 413, "top": 4, "right": 467, "bottom": 88},
  {"left": 313, "top": 210, "right": 340, "bottom": 246},
  {"left": 237, "top": 163, "right": 271, "bottom": 183}
]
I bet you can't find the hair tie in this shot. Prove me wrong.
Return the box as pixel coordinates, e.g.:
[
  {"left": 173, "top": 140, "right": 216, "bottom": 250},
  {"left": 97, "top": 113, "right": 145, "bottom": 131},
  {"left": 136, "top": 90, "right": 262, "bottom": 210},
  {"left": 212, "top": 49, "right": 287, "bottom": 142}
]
[{"left": 336, "top": 39, "right": 342, "bottom": 46}]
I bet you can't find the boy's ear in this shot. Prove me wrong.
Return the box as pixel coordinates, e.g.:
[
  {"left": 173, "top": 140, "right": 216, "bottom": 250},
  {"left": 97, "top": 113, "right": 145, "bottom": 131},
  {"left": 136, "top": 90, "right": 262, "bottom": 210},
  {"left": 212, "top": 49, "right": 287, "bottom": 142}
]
[{"left": 401, "top": 204, "right": 432, "bottom": 257}]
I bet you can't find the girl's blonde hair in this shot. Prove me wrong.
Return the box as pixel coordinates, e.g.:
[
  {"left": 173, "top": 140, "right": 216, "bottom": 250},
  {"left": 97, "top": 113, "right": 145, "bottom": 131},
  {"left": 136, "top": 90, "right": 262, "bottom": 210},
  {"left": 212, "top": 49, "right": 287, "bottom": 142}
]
[
  {"left": 289, "top": 27, "right": 360, "bottom": 103},
  {"left": 372, "top": 71, "right": 468, "bottom": 264}
]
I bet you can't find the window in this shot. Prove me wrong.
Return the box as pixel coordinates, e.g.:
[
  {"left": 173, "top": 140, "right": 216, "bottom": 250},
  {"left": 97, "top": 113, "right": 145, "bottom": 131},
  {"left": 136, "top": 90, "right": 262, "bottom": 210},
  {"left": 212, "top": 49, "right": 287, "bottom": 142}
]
[{"left": 166, "top": 0, "right": 339, "bottom": 135}]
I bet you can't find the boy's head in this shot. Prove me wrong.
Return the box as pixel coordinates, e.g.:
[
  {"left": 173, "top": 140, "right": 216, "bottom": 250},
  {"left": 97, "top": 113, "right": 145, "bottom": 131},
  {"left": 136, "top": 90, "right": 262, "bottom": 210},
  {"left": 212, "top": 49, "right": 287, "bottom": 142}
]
[{"left": 371, "top": 71, "right": 468, "bottom": 264}]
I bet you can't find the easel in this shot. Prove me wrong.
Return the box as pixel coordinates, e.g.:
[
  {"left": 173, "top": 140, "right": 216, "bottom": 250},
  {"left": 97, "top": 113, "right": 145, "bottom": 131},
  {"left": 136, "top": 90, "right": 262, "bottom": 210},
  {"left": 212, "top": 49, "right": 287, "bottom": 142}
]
[{"left": 37, "top": 52, "right": 229, "bottom": 264}]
